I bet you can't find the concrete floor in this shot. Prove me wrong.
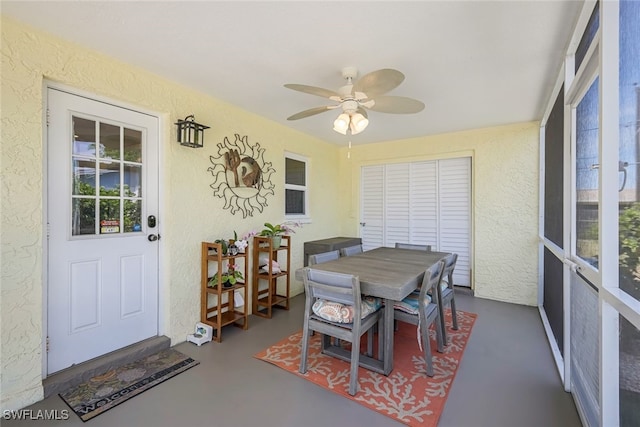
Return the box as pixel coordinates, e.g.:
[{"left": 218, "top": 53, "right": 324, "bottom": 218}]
[{"left": 4, "top": 293, "right": 581, "bottom": 427}]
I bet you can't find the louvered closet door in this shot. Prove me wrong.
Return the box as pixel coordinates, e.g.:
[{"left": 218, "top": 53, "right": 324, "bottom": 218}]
[
  {"left": 438, "top": 158, "right": 471, "bottom": 286},
  {"left": 410, "top": 161, "right": 438, "bottom": 249},
  {"left": 384, "top": 163, "right": 410, "bottom": 245},
  {"left": 360, "top": 157, "right": 471, "bottom": 287},
  {"left": 361, "top": 165, "right": 384, "bottom": 250}
]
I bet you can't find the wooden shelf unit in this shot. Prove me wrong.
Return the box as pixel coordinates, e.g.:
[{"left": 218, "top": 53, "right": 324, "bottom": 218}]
[
  {"left": 201, "top": 241, "right": 248, "bottom": 342},
  {"left": 252, "top": 235, "right": 291, "bottom": 318}
]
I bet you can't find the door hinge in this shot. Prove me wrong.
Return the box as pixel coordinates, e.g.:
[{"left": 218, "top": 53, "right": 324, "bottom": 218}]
[
  {"left": 46, "top": 108, "right": 50, "bottom": 127},
  {"left": 46, "top": 336, "right": 50, "bottom": 353}
]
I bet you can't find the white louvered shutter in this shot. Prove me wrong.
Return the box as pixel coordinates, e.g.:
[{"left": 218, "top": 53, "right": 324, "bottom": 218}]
[
  {"left": 361, "top": 165, "right": 384, "bottom": 250},
  {"left": 410, "top": 161, "right": 438, "bottom": 247},
  {"left": 384, "top": 163, "right": 410, "bottom": 246},
  {"left": 438, "top": 157, "right": 471, "bottom": 286},
  {"left": 360, "top": 157, "right": 471, "bottom": 287}
]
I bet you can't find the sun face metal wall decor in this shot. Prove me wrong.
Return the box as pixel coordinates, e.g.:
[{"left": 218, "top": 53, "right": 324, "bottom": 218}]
[{"left": 208, "top": 134, "right": 275, "bottom": 217}]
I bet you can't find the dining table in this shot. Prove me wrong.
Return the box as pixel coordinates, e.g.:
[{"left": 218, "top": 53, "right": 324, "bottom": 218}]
[{"left": 296, "top": 246, "right": 451, "bottom": 375}]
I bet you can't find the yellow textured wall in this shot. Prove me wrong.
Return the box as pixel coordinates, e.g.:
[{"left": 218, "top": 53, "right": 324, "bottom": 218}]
[
  {"left": 338, "top": 122, "right": 540, "bottom": 306},
  {"left": 0, "top": 17, "right": 341, "bottom": 410}
]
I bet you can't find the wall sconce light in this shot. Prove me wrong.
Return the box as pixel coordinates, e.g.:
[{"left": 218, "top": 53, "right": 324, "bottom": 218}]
[{"left": 175, "top": 115, "right": 210, "bottom": 148}]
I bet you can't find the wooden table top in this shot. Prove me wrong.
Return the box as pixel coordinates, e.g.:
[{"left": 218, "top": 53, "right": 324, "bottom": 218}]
[{"left": 303, "top": 247, "right": 450, "bottom": 301}]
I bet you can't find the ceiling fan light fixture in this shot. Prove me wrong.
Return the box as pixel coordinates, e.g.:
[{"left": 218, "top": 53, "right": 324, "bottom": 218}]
[
  {"left": 285, "top": 67, "right": 423, "bottom": 138},
  {"left": 350, "top": 113, "right": 369, "bottom": 135},
  {"left": 333, "top": 113, "right": 350, "bottom": 135}
]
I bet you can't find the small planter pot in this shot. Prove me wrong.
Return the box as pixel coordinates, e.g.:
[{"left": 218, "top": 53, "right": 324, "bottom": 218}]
[
  {"left": 270, "top": 235, "right": 282, "bottom": 249},
  {"left": 228, "top": 243, "right": 239, "bottom": 256}
]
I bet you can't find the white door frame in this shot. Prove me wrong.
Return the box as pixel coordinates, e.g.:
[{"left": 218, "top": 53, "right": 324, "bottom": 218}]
[{"left": 41, "top": 81, "right": 166, "bottom": 377}]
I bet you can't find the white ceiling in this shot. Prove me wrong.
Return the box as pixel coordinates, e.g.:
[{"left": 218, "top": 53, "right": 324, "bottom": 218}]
[{"left": 1, "top": 0, "right": 583, "bottom": 146}]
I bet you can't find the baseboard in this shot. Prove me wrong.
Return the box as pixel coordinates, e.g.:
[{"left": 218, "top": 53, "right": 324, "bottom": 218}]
[
  {"left": 454, "top": 285, "right": 474, "bottom": 296},
  {"left": 43, "top": 335, "right": 170, "bottom": 397}
]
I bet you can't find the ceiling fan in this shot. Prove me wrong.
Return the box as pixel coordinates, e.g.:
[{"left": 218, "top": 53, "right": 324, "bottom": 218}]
[{"left": 284, "top": 66, "right": 425, "bottom": 135}]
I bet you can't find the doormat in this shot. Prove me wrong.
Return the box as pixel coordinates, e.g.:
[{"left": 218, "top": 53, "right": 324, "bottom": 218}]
[
  {"left": 255, "top": 309, "right": 476, "bottom": 427},
  {"left": 59, "top": 348, "right": 199, "bottom": 422}
]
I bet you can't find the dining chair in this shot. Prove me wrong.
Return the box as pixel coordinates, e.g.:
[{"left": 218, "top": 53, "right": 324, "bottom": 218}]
[
  {"left": 300, "top": 268, "right": 384, "bottom": 396},
  {"left": 307, "top": 250, "right": 341, "bottom": 341},
  {"left": 393, "top": 260, "right": 445, "bottom": 376},
  {"left": 436, "top": 253, "right": 459, "bottom": 346},
  {"left": 395, "top": 242, "right": 432, "bottom": 251},
  {"left": 339, "top": 244, "right": 363, "bottom": 257},
  {"left": 308, "top": 250, "right": 340, "bottom": 265}
]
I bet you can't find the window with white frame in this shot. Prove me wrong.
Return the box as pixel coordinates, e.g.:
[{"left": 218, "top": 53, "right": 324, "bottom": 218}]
[
  {"left": 538, "top": 2, "right": 640, "bottom": 425},
  {"left": 284, "top": 153, "right": 308, "bottom": 219}
]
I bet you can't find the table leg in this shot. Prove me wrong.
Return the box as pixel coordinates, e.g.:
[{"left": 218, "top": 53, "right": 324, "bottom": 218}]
[{"left": 383, "top": 298, "right": 394, "bottom": 375}]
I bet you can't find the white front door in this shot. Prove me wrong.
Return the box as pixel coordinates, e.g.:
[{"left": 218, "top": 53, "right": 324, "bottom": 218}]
[{"left": 46, "top": 88, "right": 159, "bottom": 374}]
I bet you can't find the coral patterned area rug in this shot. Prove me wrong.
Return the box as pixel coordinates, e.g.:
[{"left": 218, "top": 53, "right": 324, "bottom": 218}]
[
  {"left": 59, "top": 348, "right": 199, "bottom": 422},
  {"left": 254, "top": 310, "right": 476, "bottom": 427}
]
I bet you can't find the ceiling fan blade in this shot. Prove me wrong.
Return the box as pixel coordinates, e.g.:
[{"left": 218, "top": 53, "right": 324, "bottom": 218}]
[
  {"left": 284, "top": 84, "right": 340, "bottom": 99},
  {"left": 356, "top": 107, "right": 368, "bottom": 118},
  {"left": 353, "top": 69, "right": 405, "bottom": 98},
  {"left": 286, "top": 105, "right": 335, "bottom": 121},
  {"left": 367, "top": 96, "right": 425, "bottom": 114}
]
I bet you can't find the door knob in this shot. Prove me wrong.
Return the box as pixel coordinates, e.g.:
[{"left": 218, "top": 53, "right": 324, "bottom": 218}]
[{"left": 148, "top": 234, "right": 159, "bottom": 242}]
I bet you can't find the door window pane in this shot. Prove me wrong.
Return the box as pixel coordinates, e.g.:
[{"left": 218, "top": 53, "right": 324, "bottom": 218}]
[
  {"left": 576, "top": 78, "right": 600, "bottom": 267},
  {"left": 72, "top": 198, "right": 95, "bottom": 235},
  {"left": 99, "top": 161, "right": 121, "bottom": 196},
  {"left": 99, "top": 199, "right": 120, "bottom": 234},
  {"left": 619, "top": 0, "right": 640, "bottom": 304},
  {"left": 620, "top": 316, "right": 640, "bottom": 426},
  {"left": 123, "top": 200, "right": 142, "bottom": 233},
  {"left": 70, "top": 119, "right": 144, "bottom": 238},
  {"left": 72, "top": 117, "right": 96, "bottom": 156},
  {"left": 124, "top": 128, "right": 142, "bottom": 163},
  {"left": 124, "top": 164, "right": 142, "bottom": 197},
  {"left": 100, "top": 122, "right": 120, "bottom": 160},
  {"left": 72, "top": 158, "right": 96, "bottom": 196}
]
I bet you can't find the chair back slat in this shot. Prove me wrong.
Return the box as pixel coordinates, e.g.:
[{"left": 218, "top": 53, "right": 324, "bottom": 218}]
[
  {"left": 305, "top": 268, "right": 359, "bottom": 306},
  {"left": 340, "top": 245, "right": 363, "bottom": 257},
  {"left": 395, "top": 243, "right": 432, "bottom": 251},
  {"left": 441, "top": 253, "right": 458, "bottom": 287},
  {"left": 419, "top": 260, "right": 445, "bottom": 305},
  {"left": 308, "top": 250, "right": 340, "bottom": 266}
]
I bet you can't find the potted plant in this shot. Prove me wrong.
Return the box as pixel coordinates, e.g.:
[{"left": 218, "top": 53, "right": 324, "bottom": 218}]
[
  {"left": 214, "top": 238, "right": 229, "bottom": 255},
  {"left": 208, "top": 264, "right": 244, "bottom": 288},
  {"left": 259, "top": 221, "right": 300, "bottom": 249},
  {"left": 215, "top": 231, "right": 242, "bottom": 256},
  {"left": 228, "top": 231, "right": 239, "bottom": 256}
]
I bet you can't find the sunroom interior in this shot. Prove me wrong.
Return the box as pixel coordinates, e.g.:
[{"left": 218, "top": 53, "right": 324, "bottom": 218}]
[{"left": 1, "top": 1, "right": 639, "bottom": 426}]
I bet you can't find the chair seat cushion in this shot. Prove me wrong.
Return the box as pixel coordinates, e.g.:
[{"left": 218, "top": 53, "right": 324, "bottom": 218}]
[
  {"left": 393, "top": 290, "right": 432, "bottom": 315},
  {"left": 312, "top": 296, "right": 382, "bottom": 323}
]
